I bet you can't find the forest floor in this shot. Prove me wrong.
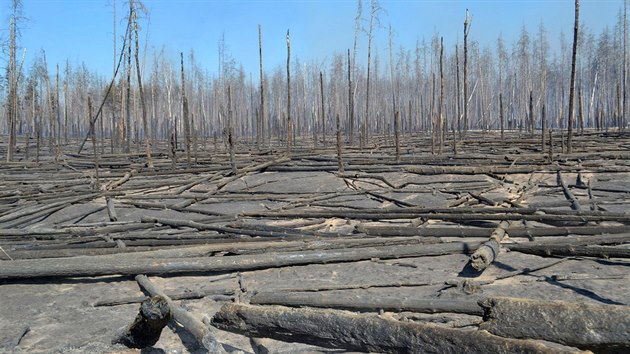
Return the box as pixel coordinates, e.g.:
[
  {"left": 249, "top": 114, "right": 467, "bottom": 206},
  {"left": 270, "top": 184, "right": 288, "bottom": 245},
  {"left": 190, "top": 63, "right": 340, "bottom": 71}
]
[{"left": 0, "top": 130, "right": 629, "bottom": 353}]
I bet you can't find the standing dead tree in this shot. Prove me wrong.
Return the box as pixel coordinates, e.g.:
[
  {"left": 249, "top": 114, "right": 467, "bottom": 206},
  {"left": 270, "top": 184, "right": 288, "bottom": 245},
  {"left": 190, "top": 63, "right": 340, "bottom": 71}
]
[
  {"left": 77, "top": 10, "right": 132, "bottom": 155},
  {"left": 439, "top": 37, "right": 444, "bottom": 154},
  {"left": 389, "top": 24, "right": 397, "bottom": 130},
  {"left": 567, "top": 0, "right": 579, "bottom": 153},
  {"left": 529, "top": 90, "right": 534, "bottom": 137},
  {"left": 125, "top": 7, "right": 132, "bottom": 153},
  {"left": 5, "top": 0, "right": 21, "bottom": 162},
  {"left": 88, "top": 96, "right": 99, "bottom": 188},
  {"left": 463, "top": 9, "right": 472, "bottom": 138},
  {"left": 541, "top": 103, "right": 546, "bottom": 151},
  {"left": 258, "top": 24, "right": 265, "bottom": 149},
  {"left": 500, "top": 94, "right": 504, "bottom": 140},
  {"left": 363, "top": 0, "right": 381, "bottom": 148},
  {"left": 336, "top": 113, "right": 344, "bottom": 173},
  {"left": 111, "top": 0, "right": 117, "bottom": 151},
  {"left": 227, "top": 86, "right": 237, "bottom": 174},
  {"left": 347, "top": 49, "right": 353, "bottom": 147},
  {"left": 132, "top": 2, "right": 153, "bottom": 168},
  {"left": 181, "top": 52, "right": 191, "bottom": 165},
  {"left": 320, "top": 71, "right": 326, "bottom": 147},
  {"left": 350, "top": 0, "right": 362, "bottom": 145},
  {"left": 286, "top": 29, "right": 292, "bottom": 152},
  {"left": 624, "top": 0, "right": 628, "bottom": 131}
]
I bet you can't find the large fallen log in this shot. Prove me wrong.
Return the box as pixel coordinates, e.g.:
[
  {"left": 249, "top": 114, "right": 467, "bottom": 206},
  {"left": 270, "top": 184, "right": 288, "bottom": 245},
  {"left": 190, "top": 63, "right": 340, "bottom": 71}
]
[
  {"left": 243, "top": 210, "right": 630, "bottom": 223},
  {"left": 211, "top": 303, "right": 584, "bottom": 353},
  {"left": 406, "top": 164, "right": 630, "bottom": 175},
  {"left": 479, "top": 297, "right": 630, "bottom": 353},
  {"left": 0, "top": 241, "right": 477, "bottom": 280},
  {"left": 356, "top": 225, "right": 630, "bottom": 238},
  {"left": 250, "top": 292, "right": 484, "bottom": 315},
  {"left": 505, "top": 243, "right": 630, "bottom": 259},
  {"left": 0, "top": 235, "right": 440, "bottom": 260},
  {"left": 255, "top": 205, "right": 629, "bottom": 217}
]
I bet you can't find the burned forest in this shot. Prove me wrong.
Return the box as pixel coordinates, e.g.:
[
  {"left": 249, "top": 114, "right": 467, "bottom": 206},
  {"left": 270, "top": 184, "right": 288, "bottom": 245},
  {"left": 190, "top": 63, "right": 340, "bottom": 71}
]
[{"left": 1, "top": 0, "right": 629, "bottom": 353}]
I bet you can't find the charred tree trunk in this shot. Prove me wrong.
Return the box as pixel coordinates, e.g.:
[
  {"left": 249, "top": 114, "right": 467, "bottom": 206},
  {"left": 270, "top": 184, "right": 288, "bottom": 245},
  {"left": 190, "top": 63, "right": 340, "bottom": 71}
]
[
  {"left": 125, "top": 7, "right": 132, "bottom": 153},
  {"left": 480, "top": 297, "right": 630, "bottom": 353},
  {"left": 463, "top": 10, "right": 471, "bottom": 138},
  {"left": 500, "top": 93, "right": 504, "bottom": 140},
  {"left": 348, "top": 49, "right": 354, "bottom": 147},
  {"left": 6, "top": 1, "right": 18, "bottom": 162},
  {"left": 320, "top": 71, "right": 326, "bottom": 147},
  {"left": 286, "top": 30, "right": 292, "bottom": 152},
  {"left": 258, "top": 24, "right": 265, "bottom": 149},
  {"left": 439, "top": 37, "right": 444, "bottom": 154},
  {"left": 88, "top": 96, "right": 99, "bottom": 188},
  {"left": 541, "top": 104, "right": 546, "bottom": 152},
  {"left": 567, "top": 0, "right": 579, "bottom": 153},
  {"left": 113, "top": 296, "right": 171, "bottom": 349},
  {"left": 133, "top": 5, "right": 153, "bottom": 168},
  {"left": 228, "top": 86, "right": 237, "bottom": 174},
  {"left": 394, "top": 111, "right": 400, "bottom": 161},
  {"left": 336, "top": 113, "right": 344, "bottom": 173},
  {"left": 181, "top": 52, "right": 191, "bottom": 166},
  {"left": 529, "top": 90, "right": 534, "bottom": 137},
  {"left": 212, "top": 303, "right": 575, "bottom": 353}
]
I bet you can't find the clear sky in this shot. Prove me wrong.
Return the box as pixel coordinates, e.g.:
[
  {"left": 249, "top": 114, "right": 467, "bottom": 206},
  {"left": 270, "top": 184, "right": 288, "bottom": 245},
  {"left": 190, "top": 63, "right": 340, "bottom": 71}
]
[{"left": 7, "top": 0, "right": 626, "bottom": 79}]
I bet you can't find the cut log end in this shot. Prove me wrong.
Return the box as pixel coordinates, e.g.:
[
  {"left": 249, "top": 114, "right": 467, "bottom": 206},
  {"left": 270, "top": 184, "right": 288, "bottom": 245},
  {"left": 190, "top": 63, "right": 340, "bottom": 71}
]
[
  {"left": 113, "top": 295, "right": 171, "bottom": 349},
  {"left": 470, "top": 241, "right": 499, "bottom": 271}
]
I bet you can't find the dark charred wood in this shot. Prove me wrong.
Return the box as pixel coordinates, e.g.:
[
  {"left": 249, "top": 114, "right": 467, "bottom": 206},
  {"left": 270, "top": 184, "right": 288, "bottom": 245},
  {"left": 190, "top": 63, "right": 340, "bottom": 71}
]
[
  {"left": 112, "top": 295, "right": 171, "bottom": 348},
  {"left": 211, "top": 303, "right": 582, "bottom": 353},
  {"left": 480, "top": 297, "right": 630, "bottom": 353},
  {"left": 250, "top": 291, "right": 484, "bottom": 315},
  {"left": 357, "top": 224, "right": 630, "bottom": 238},
  {"left": 470, "top": 221, "right": 509, "bottom": 271},
  {"left": 0, "top": 241, "right": 477, "bottom": 280},
  {"left": 506, "top": 243, "right": 630, "bottom": 259}
]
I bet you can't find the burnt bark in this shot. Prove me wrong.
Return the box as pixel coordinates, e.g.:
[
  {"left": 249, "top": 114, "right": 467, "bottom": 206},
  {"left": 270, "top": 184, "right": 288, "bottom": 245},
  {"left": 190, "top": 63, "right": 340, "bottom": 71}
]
[
  {"left": 211, "top": 303, "right": 579, "bottom": 353},
  {"left": 480, "top": 297, "right": 630, "bottom": 353},
  {"left": 113, "top": 295, "right": 171, "bottom": 348}
]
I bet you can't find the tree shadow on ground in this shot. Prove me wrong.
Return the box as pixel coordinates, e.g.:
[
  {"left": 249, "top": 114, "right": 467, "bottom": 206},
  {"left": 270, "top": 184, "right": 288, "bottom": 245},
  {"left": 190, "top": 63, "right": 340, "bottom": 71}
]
[{"left": 543, "top": 276, "right": 626, "bottom": 305}]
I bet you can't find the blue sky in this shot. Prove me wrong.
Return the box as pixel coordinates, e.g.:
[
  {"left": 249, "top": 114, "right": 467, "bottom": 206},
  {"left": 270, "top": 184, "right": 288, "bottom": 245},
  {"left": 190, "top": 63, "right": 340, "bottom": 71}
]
[{"left": 7, "top": 0, "right": 625, "bottom": 79}]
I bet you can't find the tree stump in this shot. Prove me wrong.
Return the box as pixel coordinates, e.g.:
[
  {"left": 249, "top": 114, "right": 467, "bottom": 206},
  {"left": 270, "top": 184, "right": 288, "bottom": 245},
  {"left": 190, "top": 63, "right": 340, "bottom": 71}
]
[{"left": 113, "top": 295, "right": 171, "bottom": 348}]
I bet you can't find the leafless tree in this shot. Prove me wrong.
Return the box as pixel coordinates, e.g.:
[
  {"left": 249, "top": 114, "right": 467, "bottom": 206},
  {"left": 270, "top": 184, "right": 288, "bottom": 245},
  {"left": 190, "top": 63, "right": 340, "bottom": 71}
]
[
  {"left": 463, "top": 9, "right": 472, "bottom": 138},
  {"left": 567, "top": 0, "right": 580, "bottom": 153}
]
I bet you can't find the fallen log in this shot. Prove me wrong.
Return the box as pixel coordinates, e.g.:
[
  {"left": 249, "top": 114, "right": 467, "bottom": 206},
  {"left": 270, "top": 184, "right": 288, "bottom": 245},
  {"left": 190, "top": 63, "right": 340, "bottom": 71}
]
[
  {"left": 112, "top": 295, "right": 171, "bottom": 348},
  {"left": 142, "top": 216, "right": 309, "bottom": 238},
  {"left": 506, "top": 243, "right": 630, "bottom": 259},
  {"left": 357, "top": 224, "right": 630, "bottom": 238},
  {"left": 557, "top": 171, "right": 582, "bottom": 211},
  {"left": 406, "top": 164, "right": 630, "bottom": 175},
  {"left": 106, "top": 197, "right": 117, "bottom": 222},
  {"left": 479, "top": 297, "right": 630, "bottom": 353},
  {"left": 211, "top": 303, "right": 583, "bottom": 353},
  {"left": 135, "top": 275, "right": 226, "bottom": 353},
  {"left": 250, "top": 292, "right": 484, "bottom": 315},
  {"left": 243, "top": 210, "right": 630, "bottom": 223},
  {"left": 0, "top": 241, "right": 477, "bottom": 280},
  {"left": 0, "top": 194, "right": 97, "bottom": 226},
  {"left": 103, "top": 169, "right": 137, "bottom": 191},
  {"left": 0, "top": 235, "right": 439, "bottom": 260},
  {"left": 470, "top": 221, "right": 510, "bottom": 271},
  {"left": 94, "top": 287, "right": 235, "bottom": 307}
]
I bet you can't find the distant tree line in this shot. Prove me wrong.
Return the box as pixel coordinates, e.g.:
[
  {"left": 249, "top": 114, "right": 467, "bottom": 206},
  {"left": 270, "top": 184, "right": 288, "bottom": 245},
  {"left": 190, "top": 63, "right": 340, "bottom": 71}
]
[{"left": 1, "top": 0, "right": 627, "bottom": 160}]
